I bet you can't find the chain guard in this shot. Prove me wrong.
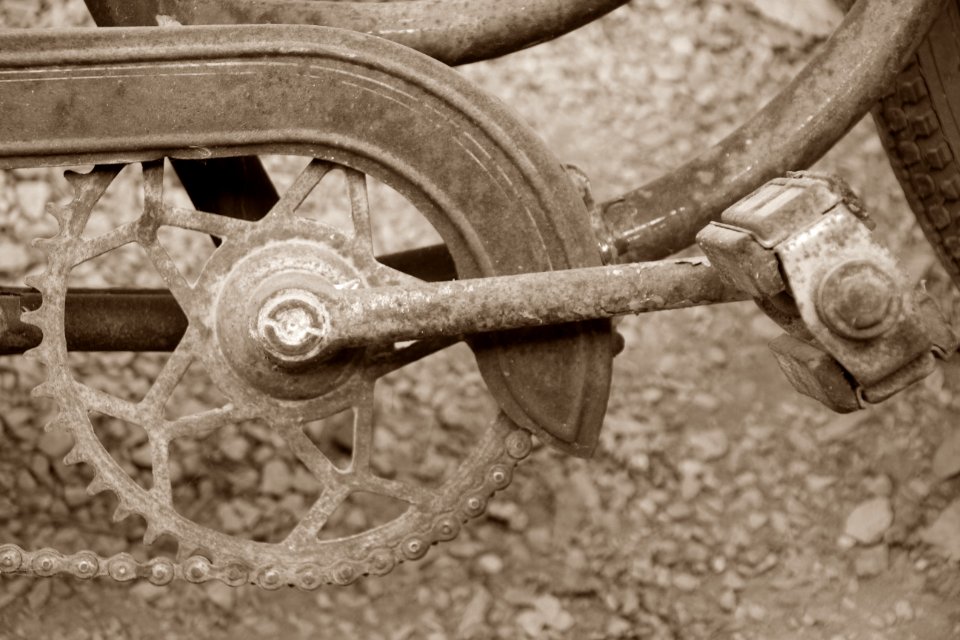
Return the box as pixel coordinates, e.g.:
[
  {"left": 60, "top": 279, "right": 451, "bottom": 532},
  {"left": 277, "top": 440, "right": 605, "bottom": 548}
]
[{"left": 0, "top": 25, "right": 613, "bottom": 457}]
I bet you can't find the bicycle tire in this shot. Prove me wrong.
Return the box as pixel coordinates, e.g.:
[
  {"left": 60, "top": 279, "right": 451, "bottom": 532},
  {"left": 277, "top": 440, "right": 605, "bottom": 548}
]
[{"left": 874, "top": 0, "right": 960, "bottom": 287}]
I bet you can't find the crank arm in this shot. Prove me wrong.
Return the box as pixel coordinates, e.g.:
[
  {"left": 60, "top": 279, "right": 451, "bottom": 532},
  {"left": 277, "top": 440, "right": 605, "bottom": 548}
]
[
  {"left": 322, "top": 260, "right": 746, "bottom": 351},
  {"left": 0, "top": 260, "right": 746, "bottom": 355}
]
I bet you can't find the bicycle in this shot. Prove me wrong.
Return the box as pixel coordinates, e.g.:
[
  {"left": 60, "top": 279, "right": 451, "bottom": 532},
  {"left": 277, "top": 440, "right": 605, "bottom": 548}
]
[{"left": 0, "top": 0, "right": 957, "bottom": 599}]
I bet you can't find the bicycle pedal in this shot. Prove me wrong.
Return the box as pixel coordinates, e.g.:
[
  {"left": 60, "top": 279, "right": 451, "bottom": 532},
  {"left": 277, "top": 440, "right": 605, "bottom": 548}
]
[{"left": 697, "top": 172, "right": 959, "bottom": 412}]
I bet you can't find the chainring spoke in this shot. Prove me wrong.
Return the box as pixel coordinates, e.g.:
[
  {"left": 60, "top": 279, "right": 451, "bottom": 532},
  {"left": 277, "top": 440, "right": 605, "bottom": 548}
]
[{"left": 266, "top": 159, "right": 333, "bottom": 219}]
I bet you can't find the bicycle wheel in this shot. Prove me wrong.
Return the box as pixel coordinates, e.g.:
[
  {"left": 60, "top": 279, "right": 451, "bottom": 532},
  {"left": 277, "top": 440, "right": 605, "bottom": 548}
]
[{"left": 874, "top": 0, "right": 960, "bottom": 287}]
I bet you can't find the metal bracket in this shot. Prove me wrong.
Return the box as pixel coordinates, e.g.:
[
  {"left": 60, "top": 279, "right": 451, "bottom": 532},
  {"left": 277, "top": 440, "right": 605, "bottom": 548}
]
[{"left": 698, "top": 173, "right": 958, "bottom": 412}]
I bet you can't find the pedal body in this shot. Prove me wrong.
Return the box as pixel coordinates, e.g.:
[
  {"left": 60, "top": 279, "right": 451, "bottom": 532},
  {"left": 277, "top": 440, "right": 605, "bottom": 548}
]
[{"left": 698, "top": 174, "right": 958, "bottom": 412}]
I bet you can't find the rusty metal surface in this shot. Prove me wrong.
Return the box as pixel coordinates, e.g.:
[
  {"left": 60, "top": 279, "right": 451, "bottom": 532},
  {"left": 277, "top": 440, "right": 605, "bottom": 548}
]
[
  {"left": 0, "top": 258, "right": 747, "bottom": 355},
  {"left": 0, "top": 288, "right": 186, "bottom": 355},
  {"left": 600, "top": 0, "right": 946, "bottom": 263},
  {"left": 776, "top": 206, "right": 932, "bottom": 387},
  {"left": 768, "top": 334, "right": 861, "bottom": 413},
  {"left": 699, "top": 174, "right": 953, "bottom": 410},
  {"left": 0, "top": 23, "right": 615, "bottom": 458},
  {"left": 83, "top": 0, "right": 629, "bottom": 66},
  {"left": 20, "top": 158, "right": 540, "bottom": 588},
  {"left": 320, "top": 259, "right": 747, "bottom": 350}
]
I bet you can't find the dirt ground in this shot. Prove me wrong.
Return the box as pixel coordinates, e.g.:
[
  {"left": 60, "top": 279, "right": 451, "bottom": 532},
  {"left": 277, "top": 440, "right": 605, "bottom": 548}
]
[{"left": 1, "top": 1, "right": 960, "bottom": 639}]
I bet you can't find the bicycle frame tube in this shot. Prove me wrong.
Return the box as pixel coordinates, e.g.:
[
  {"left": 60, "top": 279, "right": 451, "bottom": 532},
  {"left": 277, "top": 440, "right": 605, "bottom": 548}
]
[
  {"left": 600, "top": 0, "right": 947, "bottom": 263},
  {"left": 82, "top": 0, "right": 630, "bottom": 66}
]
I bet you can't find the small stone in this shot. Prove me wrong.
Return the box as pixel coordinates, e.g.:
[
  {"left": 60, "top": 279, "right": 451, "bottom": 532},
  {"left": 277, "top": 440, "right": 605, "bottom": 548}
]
[
  {"left": 205, "top": 581, "right": 236, "bottom": 611},
  {"left": 219, "top": 435, "right": 250, "bottom": 462},
  {"left": 816, "top": 412, "right": 869, "bottom": 443},
  {"left": 746, "top": 603, "right": 767, "bottom": 621},
  {"left": 131, "top": 443, "right": 153, "bottom": 468},
  {"left": 688, "top": 428, "right": 729, "bottom": 461},
  {"left": 16, "top": 469, "right": 36, "bottom": 492},
  {"left": 14, "top": 180, "right": 50, "bottom": 220},
  {"left": 920, "top": 499, "right": 960, "bottom": 560},
  {"left": 933, "top": 429, "right": 960, "bottom": 481},
  {"left": 456, "top": 587, "right": 492, "bottom": 638},
  {"left": 26, "top": 580, "right": 51, "bottom": 610},
  {"left": 853, "top": 544, "right": 889, "bottom": 578},
  {"left": 893, "top": 600, "right": 914, "bottom": 622},
  {"left": 260, "top": 459, "right": 292, "bottom": 495},
  {"left": 844, "top": 497, "right": 893, "bottom": 545},
  {"left": 673, "top": 573, "right": 700, "bottom": 592},
  {"left": 476, "top": 553, "right": 504, "bottom": 575},
  {"left": 718, "top": 590, "right": 737, "bottom": 612},
  {"left": 63, "top": 485, "right": 91, "bottom": 507},
  {"left": 747, "top": 512, "right": 768, "bottom": 530},
  {"left": 37, "top": 430, "right": 74, "bottom": 460},
  {"left": 666, "top": 502, "right": 692, "bottom": 521},
  {"left": 516, "top": 610, "right": 544, "bottom": 637},
  {"left": 217, "top": 499, "right": 260, "bottom": 533},
  {"left": 0, "top": 240, "right": 29, "bottom": 274},
  {"left": 606, "top": 616, "right": 632, "bottom": 636},
  {"left": 805, "top": 475, "right": 837, "bottom": 493},
  {"left": 862, "top": 474, "right": 893, "bottom": 498}
]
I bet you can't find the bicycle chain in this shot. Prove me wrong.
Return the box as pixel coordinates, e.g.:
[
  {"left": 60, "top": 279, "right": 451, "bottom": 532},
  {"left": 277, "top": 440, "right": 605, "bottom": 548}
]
[{"left": 0, "top": 427, "right": 532, "bottom": 588}]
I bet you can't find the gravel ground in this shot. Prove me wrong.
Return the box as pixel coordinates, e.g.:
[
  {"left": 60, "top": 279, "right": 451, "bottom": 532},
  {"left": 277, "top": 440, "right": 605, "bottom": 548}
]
[{"left": 2, "top": 2, "right": 960, "bottom": 639}]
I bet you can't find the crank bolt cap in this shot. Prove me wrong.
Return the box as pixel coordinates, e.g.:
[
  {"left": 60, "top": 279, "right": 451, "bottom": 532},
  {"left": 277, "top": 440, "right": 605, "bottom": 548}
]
[
  {"left": 816, "top": 260, "right": 901, "bottom": 340},
  {"left": 256, "top": 289, "right": 331, "bottom": 365}
]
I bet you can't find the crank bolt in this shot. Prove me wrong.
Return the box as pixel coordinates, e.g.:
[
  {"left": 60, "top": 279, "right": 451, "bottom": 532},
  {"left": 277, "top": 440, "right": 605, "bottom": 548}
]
[
  {"left": 816, "top": 260, "right": 901, "bottom": 340},
  {"left": 255, "top": 289, "right": 331, "bottom": 366}
]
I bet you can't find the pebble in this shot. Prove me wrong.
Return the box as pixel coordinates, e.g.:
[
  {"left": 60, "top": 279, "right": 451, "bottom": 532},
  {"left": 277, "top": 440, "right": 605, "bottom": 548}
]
[
  {"left": 14, "top": 180, "right": 50, "bottom": 220},
  {"left": 853, "top": 544, "right": 889, "bottom": 578},
  {"left": 260, "top": 459, "right": 292, "bottom": 495},
  {"left": 688, "top": 428, "right": 729, "bottom": 461},
  {"left": 673, "top": 573, "right": 701, "bottom": 592},
  {"left": 219, "top": 435, "right": 250, "bottom": 463},
  {"left": 862, "top": 474, "right": 893, "bottom": 498},
  {"left": 456, "top": 587, "right": 492, "bottom": 638},
  {"left": 476, "top": 553, "right": 504, "bottom": 575},
  {"left": 0, "top": 239, "right": 29, "bottom": 274},
  {"left": 26, "top": 580, "right": 51, "bottom": 610},
  {"left": 718, "top": 590, "right": 737, "bottom": 612},
  {"left": 217, "top": 499, "right": 260, "bottom": 533},
  {"left": 205, "top": 582, "right": 236, "bottom": 611},
  {"left": 37, "top": 430, "right": 74, "bottom": 460},
  {"left": 844, "top": 497, "right": 893, "bottom": 545},
  {"left": 131, "top": 443, "right": 152, "bottom": 468},
  {"left": 606, "top": 616, "right": 632, "bottom": 636},
  {"left": 932, "top": 429, "right": 960, "bottom": 481},
  {"left": 920, "top": 498, "right": 960, "bottom": 560},
  {"left": 893, "top": 600, "right": 914, "bottom": 622},
  {"left": 63, "top": 485, "right": 91, "bottom": 507},
  {"left": 804, "top": 475, "right": 836, "bottom": 493}
]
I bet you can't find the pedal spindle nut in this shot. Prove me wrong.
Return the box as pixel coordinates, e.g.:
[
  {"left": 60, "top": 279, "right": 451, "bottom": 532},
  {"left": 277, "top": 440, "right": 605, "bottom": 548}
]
[{"left": 816, "top": 260, "right": 901, "bottom": 340}]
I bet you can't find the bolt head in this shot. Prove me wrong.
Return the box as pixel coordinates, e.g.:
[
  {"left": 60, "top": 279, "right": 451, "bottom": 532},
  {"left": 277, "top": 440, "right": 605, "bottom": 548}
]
[
  {"left": 817, "top": 260, "right": 901, "bottom": 340},
  {"left": 256, "top": 289, "right": 330, "bottom": 365}
]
